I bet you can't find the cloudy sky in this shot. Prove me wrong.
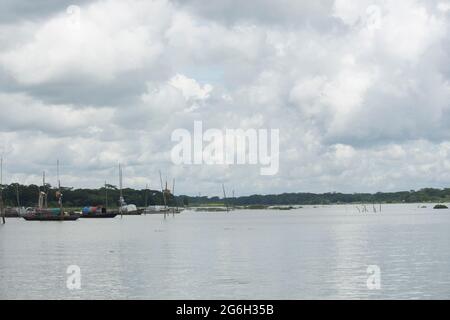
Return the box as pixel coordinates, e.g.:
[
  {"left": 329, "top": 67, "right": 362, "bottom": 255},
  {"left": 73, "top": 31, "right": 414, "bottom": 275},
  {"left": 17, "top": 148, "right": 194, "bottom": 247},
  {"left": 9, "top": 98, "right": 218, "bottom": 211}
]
[{"left": 0, "top": 0, "right": 449, "bottom": 196}]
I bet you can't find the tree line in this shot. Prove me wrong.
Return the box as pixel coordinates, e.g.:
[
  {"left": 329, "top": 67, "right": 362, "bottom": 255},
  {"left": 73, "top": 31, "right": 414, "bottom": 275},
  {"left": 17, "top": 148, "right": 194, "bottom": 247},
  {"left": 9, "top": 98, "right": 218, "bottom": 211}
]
[
  {"left": 1, "top": 184, "right": 449, "bottom": 208},
  {"left": 0, "top": 183, "right": 186, "bottom": 208},
  {"left": 184, "top": 188, "right": 450, "bottom": 205}
]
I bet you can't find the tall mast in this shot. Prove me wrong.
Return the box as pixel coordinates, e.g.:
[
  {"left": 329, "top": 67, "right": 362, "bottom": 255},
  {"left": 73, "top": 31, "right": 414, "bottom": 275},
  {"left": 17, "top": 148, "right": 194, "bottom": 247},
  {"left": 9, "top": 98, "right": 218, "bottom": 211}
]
[
  {"left": 119, "top": 163, "right": 123, "bottom": 218},
  {"left": 222, "top": 184, "right": 229, "bottom": 212},
  {"left": 159, "top": 170, "right": 167, "bottom": 219},
  {"left": 145, "top": 183, "right": 148, "bottom": 207},
  {"left": 16, "top": 183, "right": 20, "bottom": 210},
  {"left": 119, "top": 163, "right": 123, "bottom": 199},
  {"left": 57, "top": 160, "right": 63, "bottom": 219},
  {"left": 172, "top": 178, "right": 176, "bottom": 217},
  {"left": 105, "top": 181, "right": 108, "bottom": 209},
  {"left": 232, "top": 189, "right": 235, "bottom": 210},
  {"left": 1, "top": 157, "right": 5, "bottom": 224},
  {"left": 42, "top": 171, "right": 47, "bottom": 208}
]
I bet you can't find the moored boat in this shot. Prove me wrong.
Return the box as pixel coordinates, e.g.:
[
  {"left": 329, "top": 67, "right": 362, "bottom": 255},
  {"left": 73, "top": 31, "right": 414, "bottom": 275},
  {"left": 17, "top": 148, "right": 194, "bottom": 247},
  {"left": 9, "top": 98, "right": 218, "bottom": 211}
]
[
  {"left": 117, "top": 163, "right": 142, "bottom": 216},
  {"left": 80, "top": 206, "right": 118, "bottom": 218},
  {"left": 119, "top": 204, "right": 143, "bottom": 215},
  {"left": 5, "top": 208, "right": 19, "bottom": 217},
  {"left": 144, "top": 205, "right": 183, "bottom": 214},
  {"left": 23, "top": 161, "right": 79, "bottom": 222},
  {"left": 23, "top": 208, "right": 79, "bottom": 221}
]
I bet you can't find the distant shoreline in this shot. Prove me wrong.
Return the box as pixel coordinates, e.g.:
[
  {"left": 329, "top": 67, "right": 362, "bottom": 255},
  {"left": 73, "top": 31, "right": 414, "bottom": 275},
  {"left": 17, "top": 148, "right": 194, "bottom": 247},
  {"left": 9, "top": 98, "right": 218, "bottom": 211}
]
[{"left": 1, "top": 183, "right": 449, "bottom": 208}]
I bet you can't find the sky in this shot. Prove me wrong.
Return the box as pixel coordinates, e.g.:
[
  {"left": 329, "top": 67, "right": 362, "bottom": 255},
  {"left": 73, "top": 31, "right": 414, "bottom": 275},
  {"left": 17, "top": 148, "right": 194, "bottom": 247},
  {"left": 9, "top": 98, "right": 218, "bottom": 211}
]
[{"left": 0, "top": 0, "right": 449, "bottom": 196}]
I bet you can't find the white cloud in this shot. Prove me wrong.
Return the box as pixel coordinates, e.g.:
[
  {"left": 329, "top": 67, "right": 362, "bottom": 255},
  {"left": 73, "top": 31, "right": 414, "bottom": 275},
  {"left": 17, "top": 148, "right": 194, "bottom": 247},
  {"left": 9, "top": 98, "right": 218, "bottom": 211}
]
[
  {"left": 0, "top": 0, "right": 171, "bottom": 84},
  {"left": 0, "top": 0, "right": 449, "bottom": 196},
  {"left": 169, "top": 74, "right": 213, "bottom": 100}
]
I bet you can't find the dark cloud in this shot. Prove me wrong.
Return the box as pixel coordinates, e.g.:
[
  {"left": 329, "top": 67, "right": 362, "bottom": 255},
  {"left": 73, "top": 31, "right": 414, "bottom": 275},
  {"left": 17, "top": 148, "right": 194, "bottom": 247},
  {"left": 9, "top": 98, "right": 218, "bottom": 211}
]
[{"left": 172, "top": 0, "right": 339, "bottom": 30}]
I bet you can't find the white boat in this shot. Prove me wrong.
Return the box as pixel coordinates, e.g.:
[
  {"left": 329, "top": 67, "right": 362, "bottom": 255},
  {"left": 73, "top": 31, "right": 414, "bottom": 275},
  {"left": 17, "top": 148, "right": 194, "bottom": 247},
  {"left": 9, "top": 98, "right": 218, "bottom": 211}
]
[
  {"left": 144, "top": 205, "right": 183, "bottom": 214},
  {"left": 118, "top": 164, "right": 142, "bottom": 215}
]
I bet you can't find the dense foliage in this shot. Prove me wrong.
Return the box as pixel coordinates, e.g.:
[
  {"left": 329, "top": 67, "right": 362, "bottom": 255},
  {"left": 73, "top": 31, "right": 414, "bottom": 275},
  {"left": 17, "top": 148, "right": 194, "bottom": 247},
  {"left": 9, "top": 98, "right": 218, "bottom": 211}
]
[
  {"left": 0, "top": 183, "right": 183, "bottom": 208},
  {"left": 184, "top": 188, "right": 450, "bottom": 205},
  {"left": 1, "top": 184, "right": 449, "bottom": 208}
]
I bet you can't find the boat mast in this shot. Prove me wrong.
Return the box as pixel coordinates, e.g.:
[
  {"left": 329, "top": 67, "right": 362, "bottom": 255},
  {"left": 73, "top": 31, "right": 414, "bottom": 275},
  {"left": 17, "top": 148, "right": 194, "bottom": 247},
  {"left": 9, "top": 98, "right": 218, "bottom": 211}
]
[
  {"left": 57, "top": 160, "right": 63, "bottom": 220},
  {"left": 159, "top": 170, "right": 167, "bottom": 219},
  {"left": 105, "top": 181, "right": 108, "bottom": 209},
  {"left": 222, "top": 184, "right": 229, "bottom": 212},
  {"left": 16, "top": 183, "right": 20, "bottom": 208},
  {"left": 172, "top": 178, "right": 176, "bottom": 217},
  {"left": 119, "top": 163, "right": 123, "bottom": 218},
  {"left": 145, "top": 183, "right": 148, "bottom": 208},
  {"left": 1, "top": 157, "right": 5, "bottom": 224},
  {"left": 232, "top": 189, "right": 235, "bottom": 210},
  {"left": 43, "top": 171, "right": 47, "bottom": 208}
]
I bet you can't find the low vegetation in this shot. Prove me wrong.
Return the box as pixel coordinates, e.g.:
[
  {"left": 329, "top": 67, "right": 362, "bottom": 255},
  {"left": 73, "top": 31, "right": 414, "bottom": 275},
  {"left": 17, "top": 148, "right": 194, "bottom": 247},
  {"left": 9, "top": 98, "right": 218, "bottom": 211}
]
[{"left": 2, "top": 184, "right": 450, "bottom": 208}]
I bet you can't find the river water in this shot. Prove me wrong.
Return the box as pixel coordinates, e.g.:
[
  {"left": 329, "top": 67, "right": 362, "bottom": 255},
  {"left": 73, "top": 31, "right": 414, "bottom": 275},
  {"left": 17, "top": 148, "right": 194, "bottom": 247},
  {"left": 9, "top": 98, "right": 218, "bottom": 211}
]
[{"left": 0, "top": 204, "right": 449, "bottom": 299}]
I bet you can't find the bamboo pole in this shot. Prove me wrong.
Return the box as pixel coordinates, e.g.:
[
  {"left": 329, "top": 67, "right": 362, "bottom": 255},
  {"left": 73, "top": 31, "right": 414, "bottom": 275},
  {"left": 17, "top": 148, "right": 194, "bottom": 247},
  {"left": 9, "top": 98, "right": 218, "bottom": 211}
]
[
  {"left": 16, "top": 184, "right": 20, "bottom": 208},
  {"left": 159, "top": 170, "right": 167, "bottom": 219},
  {"left": 43, "top": 171, "right": 47, "bottom": 208},
  {"left": 57, "top": 160, "right": 63, "bottom": 220},
  {"left": 105, "top": 181, "right": 108, "bottom": 210},
  {"left": 145, "top": 183, "right": 148, "bottom": 208},
  {"left": 232, "top": 190, "right": 235, "bottom": 210},
  {"left": 222, "top": 184, "right": 229, "bottom": 212},
  {"left": 172, "top": 178, "right": 176, "bottom": 217},
  {"left": 1, "top": 157, "right": 5, "bottom": 224},
  {"left": 119, "top": 163, "right": 123, "bottom": 218}
]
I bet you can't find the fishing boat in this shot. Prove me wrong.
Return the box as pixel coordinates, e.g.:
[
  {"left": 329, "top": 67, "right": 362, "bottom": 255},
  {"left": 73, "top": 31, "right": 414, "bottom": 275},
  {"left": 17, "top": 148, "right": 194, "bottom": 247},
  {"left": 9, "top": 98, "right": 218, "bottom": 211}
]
[
  {"left": 144, "top": 205, "right": 183, "bottom": 214},
  {"left": 0, "top": 157, "right": 4, "bottom": 224},
  {"left": 118, "top": 163, "right": 142, "bottom": 216},
  {"left": 120, "top": 204, "right": 144, "bottom": 215},
  {"left": 80, "top": 206, "right": 118, "bottom": 218},
  {"left": 80, "top": 182, "right": 118, "bottom": 218},
  {"left": 23, "top": 207, "right": 79, "bottom": 221},
  {"left": 22, "top": 162, "right": 79, "bottom": 221},
  {"left": 5, "top": 207, "right": 26, "bottom": 218},
  {"left": 5, "top": 185, "right": 26, "bottom": 217}
]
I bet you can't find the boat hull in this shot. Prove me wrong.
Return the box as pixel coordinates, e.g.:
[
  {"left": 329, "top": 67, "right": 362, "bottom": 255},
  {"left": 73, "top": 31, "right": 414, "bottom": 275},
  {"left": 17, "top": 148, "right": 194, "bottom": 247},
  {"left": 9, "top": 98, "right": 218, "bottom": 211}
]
[
  {"left": 144, "top": 208, "right": 184, "bottom": 214},
  {"left": 120, "top": 211, "right": 142, "bottom": 216},
  {"left": 80, "top": 213, "right": 117, "bottom": 218},
  {"left": 23, "top": 215, "right": 79, "bottom": 221},
  {"left": 22, "top": 208, "right": 80, "bottom": 221}
]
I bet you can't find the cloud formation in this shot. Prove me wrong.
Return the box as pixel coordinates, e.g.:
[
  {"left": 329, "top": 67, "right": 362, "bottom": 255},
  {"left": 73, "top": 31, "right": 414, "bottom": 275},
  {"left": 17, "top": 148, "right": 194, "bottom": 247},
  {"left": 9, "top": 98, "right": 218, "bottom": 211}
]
[{"left": 0, "top": 0, "right": 449, "bottom": 196}]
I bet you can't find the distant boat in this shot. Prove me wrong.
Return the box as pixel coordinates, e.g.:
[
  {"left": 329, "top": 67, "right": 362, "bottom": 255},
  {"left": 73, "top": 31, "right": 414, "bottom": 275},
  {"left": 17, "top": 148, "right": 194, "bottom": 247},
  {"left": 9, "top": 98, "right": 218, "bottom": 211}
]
[
  {"left": 118, "top": 163, "right": 142, "bottom": 216},
  {"left": 433, "top": 204, "right": 448, "bottom": 209},
  {"left": 23, "top": 208, "right": 79, "bottom": 221},
  {"left": 80, "top": 206, "right": 117, "bottom": 218},
  {"left": 4, "top": 207, "right": 26, "bottom": 217},
  {"left": 80, "top": 182, "right": 118, "bottom": 218},
  {"left": 23, "top": 162, "right": 79, "bottom": 221},
  {"left": 119, "top": 204, "right": 143, "bottom": 215},
  {"left": 144, "top": 205, "right": 183, "bottom": 214}
]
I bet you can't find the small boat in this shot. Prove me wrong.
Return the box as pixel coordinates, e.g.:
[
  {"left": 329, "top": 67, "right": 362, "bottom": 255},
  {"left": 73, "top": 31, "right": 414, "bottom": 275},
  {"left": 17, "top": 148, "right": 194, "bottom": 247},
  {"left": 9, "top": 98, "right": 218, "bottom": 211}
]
[
  {"left": 144, "top": 205, "right": 183, "bottom": 214},
  {"left": 117, "top": 163, "right": 142, "bottom": 216},
  {"left": 5, "top": 208, "right": 20, "bottom": 217},
  {"left": 80, "top": 206, "right": 117, "bottom": 218},
  {"left": 144, "top": 205, "right": 170, "bottom": 214},
  {"left": 23, "top": 161, "right": 79, "bottom": 222},
  {"left": 120, "top": 204, "right": 143, "bottom": 215},
  {"left": 23, "top": 208, "right": 79, "bottom": 221}
]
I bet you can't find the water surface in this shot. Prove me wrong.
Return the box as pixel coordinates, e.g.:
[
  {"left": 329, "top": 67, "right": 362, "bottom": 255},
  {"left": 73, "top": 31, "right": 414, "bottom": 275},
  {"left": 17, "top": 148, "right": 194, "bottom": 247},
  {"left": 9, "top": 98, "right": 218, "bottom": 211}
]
[{"left": 1, "top": 204, "right": 449, "bottom": 299}]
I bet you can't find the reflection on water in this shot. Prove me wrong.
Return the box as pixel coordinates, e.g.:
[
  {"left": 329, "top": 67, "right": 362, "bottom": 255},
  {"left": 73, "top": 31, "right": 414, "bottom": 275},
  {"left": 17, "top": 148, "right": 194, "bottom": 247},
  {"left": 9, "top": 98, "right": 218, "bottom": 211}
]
[{"left": 0, "top": 204, "right": 449, "bottom": 299}]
